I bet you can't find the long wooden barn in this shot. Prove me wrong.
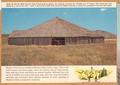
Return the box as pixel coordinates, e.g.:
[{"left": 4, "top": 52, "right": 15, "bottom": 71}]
[{"left": 8, "top": 17, "right": 104, "bottom": 45}]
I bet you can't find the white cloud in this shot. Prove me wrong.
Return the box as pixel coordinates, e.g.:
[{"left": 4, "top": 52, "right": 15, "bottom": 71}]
[
  {"left": 100, "top": 8, "right": 107, "bottom": 12},
  {"left": 63, "top": 12, "right": 68, "bottom": 15}
]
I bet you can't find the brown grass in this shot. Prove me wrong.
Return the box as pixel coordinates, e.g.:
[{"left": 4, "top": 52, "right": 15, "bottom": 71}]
[{"left": 1, "top": 35, "right": 116, "bottom": 66}]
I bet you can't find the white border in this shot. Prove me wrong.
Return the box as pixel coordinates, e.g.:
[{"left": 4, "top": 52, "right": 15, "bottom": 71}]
[{"left": 2, "top": 2, "right": 116, "bottom": 8}]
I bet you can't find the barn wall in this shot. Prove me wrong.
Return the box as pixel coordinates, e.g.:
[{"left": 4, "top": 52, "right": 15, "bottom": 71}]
[
  {"left": 8, "top": 37, "right": 104, "bottom": 45},
  {"left": 65, "top": 37, "right": 91, "bottom": 45},
  {"left": 91, "top": 37, "right": 104, "bottom": 43},
  {"left": 8, "top": 37, "right": 52, "bottom": 45}
]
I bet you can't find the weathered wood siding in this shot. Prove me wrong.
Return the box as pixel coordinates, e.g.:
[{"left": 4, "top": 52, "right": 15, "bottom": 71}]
[
  {"left": 8, "top": 37, "right": 52, "bottom": 45},
  {"left": 65, "top": 37, "right": 91, "bottom": 44},
  {"left": 91, "top": 37, "right": 104, "bottom": 43},
  {"left": 8, "top": 37, "right": 104, "bottom": 45}
]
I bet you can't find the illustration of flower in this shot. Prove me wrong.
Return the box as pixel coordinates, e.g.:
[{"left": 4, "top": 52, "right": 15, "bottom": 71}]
[{"left": 76, "top": 67, "right": 112, "bottom": 82}]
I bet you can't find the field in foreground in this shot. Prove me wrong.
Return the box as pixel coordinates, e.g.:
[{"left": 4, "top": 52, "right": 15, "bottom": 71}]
[{"left": 2, "top": 35, "right": 116, "bottom": 65}]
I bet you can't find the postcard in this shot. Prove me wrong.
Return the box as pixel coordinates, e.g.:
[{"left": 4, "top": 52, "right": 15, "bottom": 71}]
[{"left": 1, "top": 1, "right": 118, "bottom": 85}]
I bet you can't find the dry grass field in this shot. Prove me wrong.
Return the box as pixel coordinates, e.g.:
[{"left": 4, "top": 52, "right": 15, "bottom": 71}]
[{"left": 1, "top": 35, "right": 116, "bottom": 66}]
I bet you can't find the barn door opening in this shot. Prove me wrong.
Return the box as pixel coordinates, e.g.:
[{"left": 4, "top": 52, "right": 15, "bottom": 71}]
[{"left": 52, "top": 37, "right": 65, "bottom": 45}]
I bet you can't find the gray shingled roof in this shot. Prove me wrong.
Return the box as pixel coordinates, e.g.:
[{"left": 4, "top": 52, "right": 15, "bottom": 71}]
[{"left": 9, "top": 17, "right": 102, "bottom": 38}]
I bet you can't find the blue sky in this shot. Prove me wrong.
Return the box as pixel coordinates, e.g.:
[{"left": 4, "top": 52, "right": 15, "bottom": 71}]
[{"left": 2, "top": 8, "right": 116, "bottom": 34}]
